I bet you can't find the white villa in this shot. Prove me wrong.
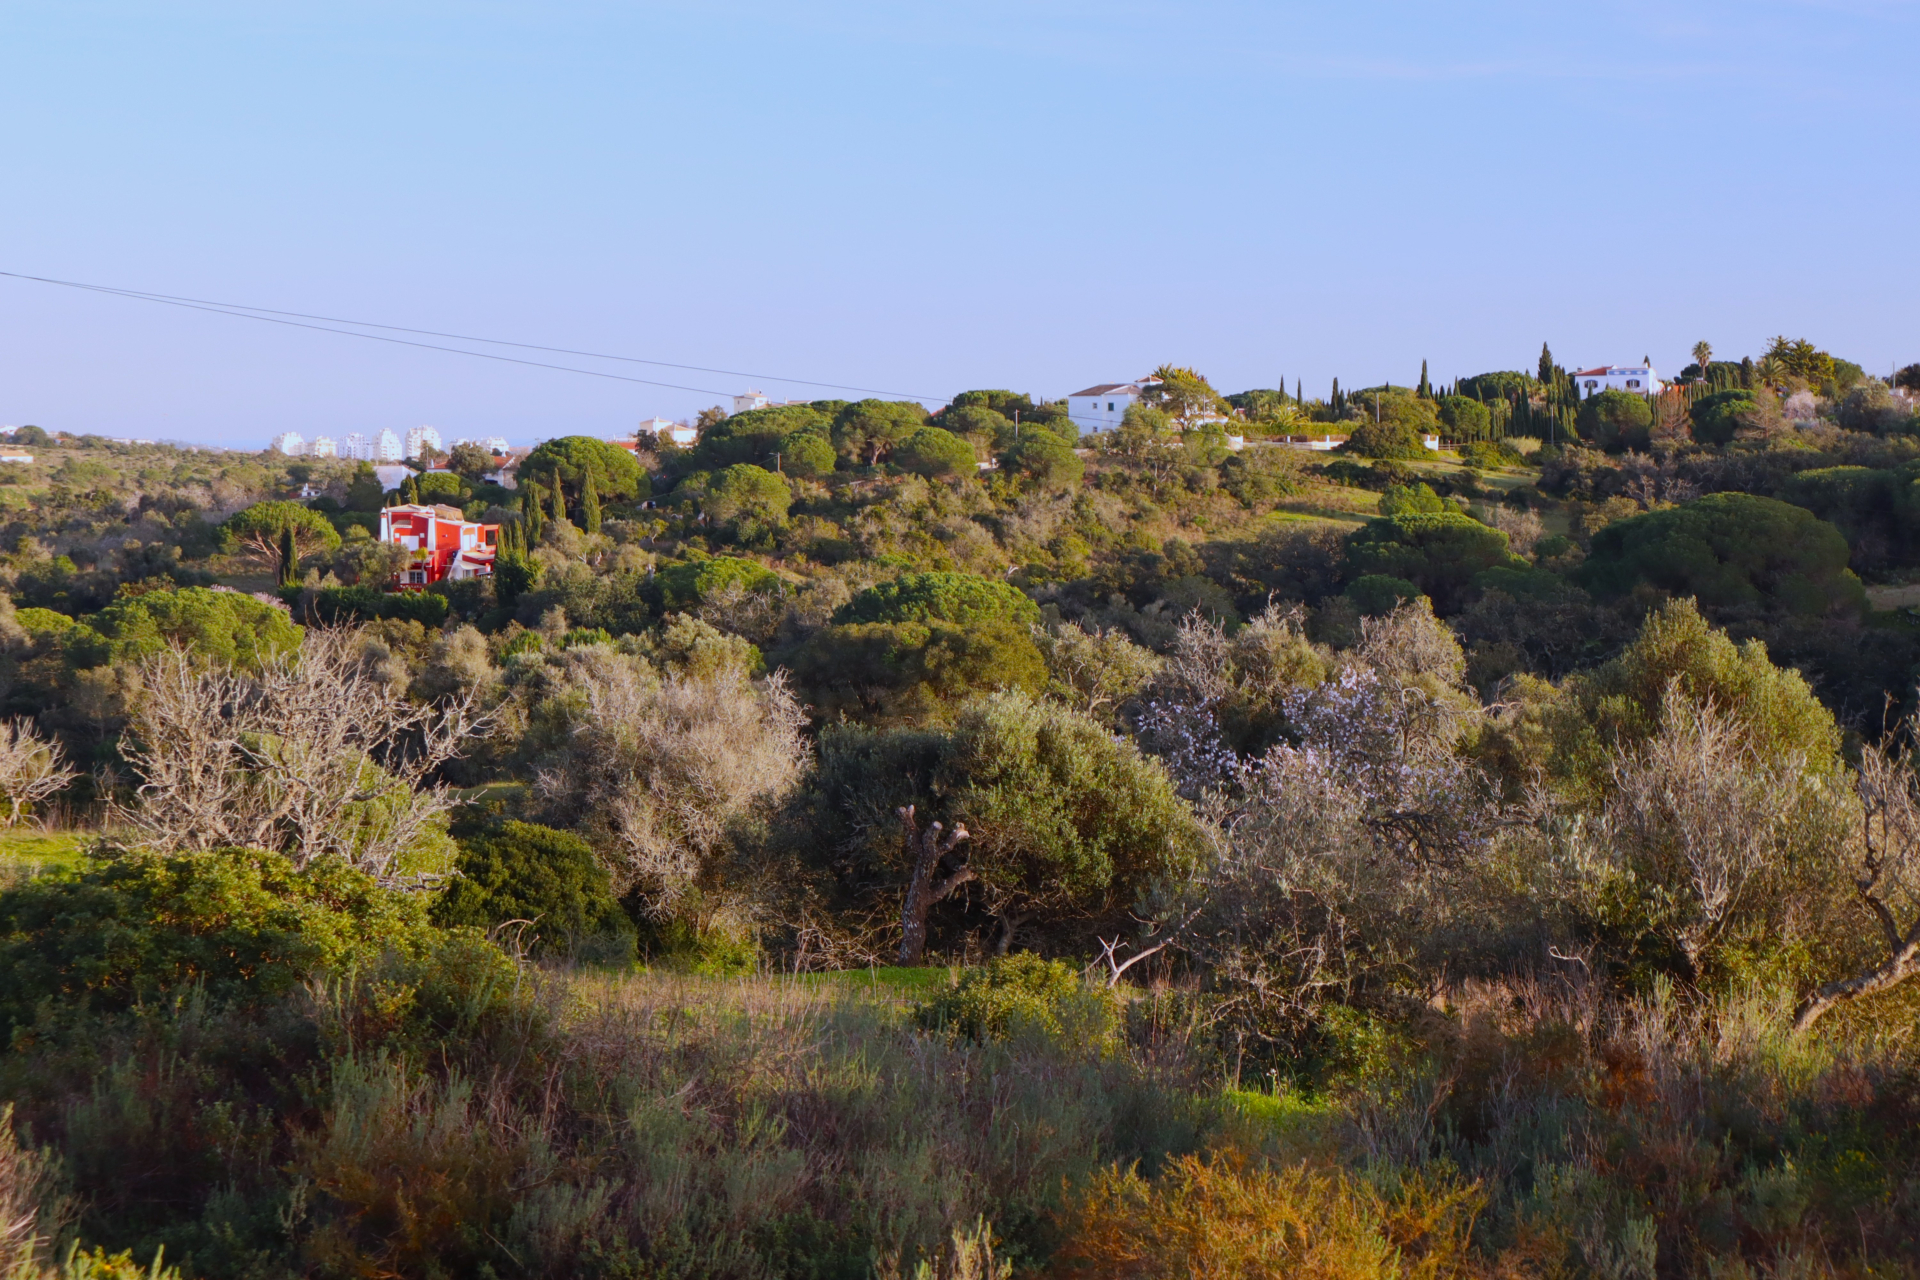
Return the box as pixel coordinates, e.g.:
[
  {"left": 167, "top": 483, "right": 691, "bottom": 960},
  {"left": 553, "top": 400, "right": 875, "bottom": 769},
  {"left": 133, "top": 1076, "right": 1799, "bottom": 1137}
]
[
  {"left": 1066, "top": 379, "right": 1160, "bottom": 435},
  {"left": 640, "top": 416, "right": 698, "bottom": 446},
  {"left": 1571, "top": 363, "right": 1663, "bottom": 399}
]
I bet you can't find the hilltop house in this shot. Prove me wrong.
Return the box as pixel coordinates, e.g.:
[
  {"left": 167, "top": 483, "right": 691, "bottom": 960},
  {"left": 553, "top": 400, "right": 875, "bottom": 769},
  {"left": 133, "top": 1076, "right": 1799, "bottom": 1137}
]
[
  {"left": 640, "top": 416, "right": 698, "bottom": 447},
  {"left": 1572, "top": 363, "right": 1663, "bottom": 399},
  {"left": 1067, "top": 379, "right": 1163, "bottom": 435},
  {"left": 379, "top": 504, "right": 500, "bottom": 588}
]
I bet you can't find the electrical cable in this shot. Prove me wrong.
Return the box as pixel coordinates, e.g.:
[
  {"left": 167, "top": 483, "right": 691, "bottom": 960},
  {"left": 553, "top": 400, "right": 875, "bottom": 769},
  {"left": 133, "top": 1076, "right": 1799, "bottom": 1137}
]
[{"left": 0, "top": 269, "right": 951, "bottom": 404}]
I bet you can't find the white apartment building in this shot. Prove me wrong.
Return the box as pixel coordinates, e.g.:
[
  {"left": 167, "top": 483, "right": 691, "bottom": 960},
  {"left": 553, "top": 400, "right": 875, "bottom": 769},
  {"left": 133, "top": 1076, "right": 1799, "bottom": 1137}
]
[
  {"left": 338, "top": 429, "right": 407, "bottom": 462},
  {"left": 1067, "top": 380, "right": 1159, "bottom": 435},
  {"left": 269, "top": 432, "right": 306, "bottom": 456},
  {"left": 309, "top": 436, "right": 338, "bottom": 458},
  {"left": 1571, "top": 363, "right": 1663, "bottom": 399},
  {"left": 404, "top": 425, "right": 445, "bottom": 459},
  {"left": 453, "top": 435, "right": 512, "bottom": 455}
]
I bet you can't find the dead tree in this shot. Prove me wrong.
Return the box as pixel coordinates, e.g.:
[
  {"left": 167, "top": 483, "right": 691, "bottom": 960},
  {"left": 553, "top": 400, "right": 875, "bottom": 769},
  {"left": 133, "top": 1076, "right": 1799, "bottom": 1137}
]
[
  {"left": 114, "top": 631, "right": 487, "bottom": 883},
  {"left": 896, "top": 804, "right": 970, "bottom": 965},
  {"left": 0, "top": 718, "right": 76, "bottom": 828},
  {"left": 1795, "top": 733, "right": 1920, "bottom": 1032}
]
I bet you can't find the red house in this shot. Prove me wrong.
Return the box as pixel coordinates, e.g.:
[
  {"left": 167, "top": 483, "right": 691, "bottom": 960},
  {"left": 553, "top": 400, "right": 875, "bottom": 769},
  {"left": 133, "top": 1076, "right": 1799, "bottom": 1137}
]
[{"left": 378, "top": 504, "right": 500, "bottom": 588}]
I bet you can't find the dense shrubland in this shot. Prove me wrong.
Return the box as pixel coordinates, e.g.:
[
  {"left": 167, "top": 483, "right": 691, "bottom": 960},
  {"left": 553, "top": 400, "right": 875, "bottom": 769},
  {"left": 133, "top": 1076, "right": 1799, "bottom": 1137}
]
[{"left": 4, "top": 350, "right": 1920, "bottom": 1275}]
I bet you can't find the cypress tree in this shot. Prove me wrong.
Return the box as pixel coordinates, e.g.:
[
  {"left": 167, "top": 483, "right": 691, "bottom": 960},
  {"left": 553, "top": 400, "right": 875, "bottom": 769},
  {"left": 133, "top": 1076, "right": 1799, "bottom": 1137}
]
[
  {"left": 278, "top": 524, "right": 298, "bottom": 587},
  {"left": 1331, "top": 377, "right": 1341, "bottom": 413},
  {"left": 523, "top": 482, "right": 546, "bottom": 542},
  {"left": 550, "top": 476, "right": 567, "bottom": 526},
  {"left": 581, "top": 468, "right": 602, "bottom": 535},
  {"left": 1296, "top": 379, "right": 1303, "bottom": 405},
  {"left": 1418, "top": 360, "right": 1431, "bottom": 398},
  {"left": 403, "top": 475, "right": 420, "bottom": 505},
  {"left": 1538, "top": 342, "right": 1555, "bottom": 385},
  {"left": 493, "top": 518, "right": 534, "bottom": 606}
]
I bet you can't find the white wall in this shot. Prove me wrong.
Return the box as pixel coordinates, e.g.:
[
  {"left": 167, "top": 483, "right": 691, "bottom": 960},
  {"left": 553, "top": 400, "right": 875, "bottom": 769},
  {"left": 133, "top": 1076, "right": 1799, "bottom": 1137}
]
[{"left": 1067, "top": 388, "right": 1140, "bottom": 435}]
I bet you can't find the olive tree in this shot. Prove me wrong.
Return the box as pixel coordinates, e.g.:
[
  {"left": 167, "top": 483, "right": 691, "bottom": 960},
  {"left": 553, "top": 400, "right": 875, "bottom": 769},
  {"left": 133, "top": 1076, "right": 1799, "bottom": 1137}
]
[
  {"left": 1794, "top": 727, "right": 1920, "bottom": 1031},
  {"left": 530, "top": 649, "right": 808, "bottom": 927}
]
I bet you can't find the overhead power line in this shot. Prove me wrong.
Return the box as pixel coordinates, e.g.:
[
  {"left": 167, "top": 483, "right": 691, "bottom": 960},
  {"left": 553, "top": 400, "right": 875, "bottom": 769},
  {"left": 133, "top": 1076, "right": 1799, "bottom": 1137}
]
[{"left": 0, "top": 270, "right": 950, "bottom": 404}]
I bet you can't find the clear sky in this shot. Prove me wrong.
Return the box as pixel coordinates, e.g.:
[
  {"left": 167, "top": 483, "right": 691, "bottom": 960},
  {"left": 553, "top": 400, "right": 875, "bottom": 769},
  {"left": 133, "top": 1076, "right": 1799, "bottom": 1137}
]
[{"left": 2, "top": 1, "right": 1916, "bottom": 448}]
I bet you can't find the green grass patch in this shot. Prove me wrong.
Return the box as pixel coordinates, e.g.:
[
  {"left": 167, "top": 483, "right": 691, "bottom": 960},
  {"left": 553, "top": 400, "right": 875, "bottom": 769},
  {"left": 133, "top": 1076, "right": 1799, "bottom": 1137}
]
[
  {"left": 798, "top": 965, "right": 961, "bottom": 997},
  {"left": 0, "top": 828, "right": 94, "bottom": 881}
]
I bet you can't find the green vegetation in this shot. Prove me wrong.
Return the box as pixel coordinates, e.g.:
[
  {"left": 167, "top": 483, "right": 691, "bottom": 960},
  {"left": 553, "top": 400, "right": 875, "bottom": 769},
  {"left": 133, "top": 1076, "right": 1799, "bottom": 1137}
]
[{"left": 5, "top": 348, "right": 1920, "bottom": 1275}]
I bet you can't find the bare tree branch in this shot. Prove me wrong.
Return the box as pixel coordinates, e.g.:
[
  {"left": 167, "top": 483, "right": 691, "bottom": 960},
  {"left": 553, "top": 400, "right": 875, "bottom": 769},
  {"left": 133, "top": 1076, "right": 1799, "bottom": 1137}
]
[{"left": 113, "top": 630, "right": 490, "bottom": 882}]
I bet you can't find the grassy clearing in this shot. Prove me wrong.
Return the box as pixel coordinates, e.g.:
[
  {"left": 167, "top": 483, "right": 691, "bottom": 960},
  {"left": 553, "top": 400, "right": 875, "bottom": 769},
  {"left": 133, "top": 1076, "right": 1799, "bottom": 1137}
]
[{"left": 0, "top": 827, "right": 91, "bottom": 881}]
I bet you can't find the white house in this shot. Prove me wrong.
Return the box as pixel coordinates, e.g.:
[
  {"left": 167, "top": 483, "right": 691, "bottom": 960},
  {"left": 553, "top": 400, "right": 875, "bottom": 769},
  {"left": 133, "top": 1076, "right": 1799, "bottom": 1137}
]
[
  {"left": 269, "top": 432, "right": 306, "bottom": 456},
  {"left": 1571, "top": 364, "right": 1663, "bottom": 399},
  {"left": 733, "top": 389, "right": 770, "bottom": 415},
  {"left": 639, "top": 416, "right": 698, "bottom": 447},
  {"left": 1066, "top": 379, "right": 1160, "bottom": 435},
  {"left": 404, "top": 425, "right": 445, "bottom": 459}
]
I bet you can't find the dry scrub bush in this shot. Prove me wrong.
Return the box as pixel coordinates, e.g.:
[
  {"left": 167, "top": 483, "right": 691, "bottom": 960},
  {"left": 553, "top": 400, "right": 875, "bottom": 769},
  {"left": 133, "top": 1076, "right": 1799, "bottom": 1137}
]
[
  {"left": 0, "top": 1105, "right": 61, "bottom": 1277},
  {"left": 532, "top": 654, "right": 806, "bottom": 925},
  {"left": 113, "top": 630, "right": 486, "bottom": 882},
  {"left": 275, "top": 968, "right": 1208, "bottom": 1277},
  {"left": 1049, "top": 1153, "right": 1484, "bottom": 1280},
  {"left": 1347, "top": 971, "right": 1920, "bottom": 1278}
]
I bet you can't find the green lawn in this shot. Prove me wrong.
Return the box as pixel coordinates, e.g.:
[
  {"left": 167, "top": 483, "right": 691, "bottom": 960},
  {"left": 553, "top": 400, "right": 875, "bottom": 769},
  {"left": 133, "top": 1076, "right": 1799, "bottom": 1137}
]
[{"left": 0, "top": 828, "right": 93, "bottom": 882}]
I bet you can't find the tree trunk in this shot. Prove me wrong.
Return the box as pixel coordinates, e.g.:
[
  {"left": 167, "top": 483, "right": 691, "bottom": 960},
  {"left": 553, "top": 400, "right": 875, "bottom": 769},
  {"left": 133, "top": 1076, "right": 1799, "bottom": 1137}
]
[
  {"left": 1793, "top": 906, "right": 1920, "bottom": 1033},
  {"left": 992, "top": 911, "right": 1031, "bottom": 957},
  {"left": 897, "top": 804, "right": 970, "bottom": 966}
]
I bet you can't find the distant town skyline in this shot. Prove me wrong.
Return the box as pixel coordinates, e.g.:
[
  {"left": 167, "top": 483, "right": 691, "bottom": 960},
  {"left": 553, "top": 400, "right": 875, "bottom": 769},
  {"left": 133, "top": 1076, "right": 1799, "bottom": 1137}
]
[{"left": 3, "top": 1, "right": 1916, "bottom": 448}]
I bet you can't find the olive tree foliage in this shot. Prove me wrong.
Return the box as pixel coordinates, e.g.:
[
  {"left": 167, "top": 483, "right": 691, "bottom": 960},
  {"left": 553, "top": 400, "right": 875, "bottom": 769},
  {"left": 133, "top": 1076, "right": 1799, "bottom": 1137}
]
[
  {"left": 1794, "top": 725, "right": 1920, "bottom": 1031},
  {"left": 529, "top": 647, "right": 807, "bottom": 928},
  {"left": 1593, "top": 685, "right": 1848, "bottom": 980},
  {"left": 112, "top": 629, "right": 489, "bottom": 883},
  {"left": 1032, "top": 620, "right": 1161, "bottom": 723},
  {"left": 1104, "top": 601, "right": 1495, "bottom": 1036},
  {"left": 0, "top": 719, "right": 76, "bottom": 827}
]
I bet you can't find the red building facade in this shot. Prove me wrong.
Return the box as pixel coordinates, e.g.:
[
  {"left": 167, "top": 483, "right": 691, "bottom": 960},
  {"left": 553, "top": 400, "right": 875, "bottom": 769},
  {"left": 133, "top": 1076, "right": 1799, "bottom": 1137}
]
[{"left": 377, "top": 504, "right": 499, "bottom": 588}]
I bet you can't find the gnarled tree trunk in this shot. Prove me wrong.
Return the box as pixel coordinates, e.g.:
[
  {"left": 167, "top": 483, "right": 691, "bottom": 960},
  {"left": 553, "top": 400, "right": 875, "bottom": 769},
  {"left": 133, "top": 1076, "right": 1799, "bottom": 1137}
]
[{"left": 897, "top": 804, "right": 970, "bottom": 965}]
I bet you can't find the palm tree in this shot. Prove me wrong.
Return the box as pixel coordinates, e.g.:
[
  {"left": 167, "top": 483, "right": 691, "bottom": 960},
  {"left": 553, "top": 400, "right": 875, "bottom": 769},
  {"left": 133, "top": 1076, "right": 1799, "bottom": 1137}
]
[{"left": 1691, "top": 340, "right": 1713, "bottom": 377}]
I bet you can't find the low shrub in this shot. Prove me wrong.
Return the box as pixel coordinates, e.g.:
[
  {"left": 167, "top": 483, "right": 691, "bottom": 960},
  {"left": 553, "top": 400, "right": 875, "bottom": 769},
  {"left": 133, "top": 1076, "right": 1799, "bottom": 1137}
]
[
  {"left": 0, "top": 849, "right": 435, "bottom": 1036},
  {"left": 432, "top": 821, "right": 635, "bottom": 962},
  {"left": 913, "top": 953, "right": 1119, "bottom": 1048},
  {"left": 1049, "top": 1153, "right": 1485, "bottom": 1279}
]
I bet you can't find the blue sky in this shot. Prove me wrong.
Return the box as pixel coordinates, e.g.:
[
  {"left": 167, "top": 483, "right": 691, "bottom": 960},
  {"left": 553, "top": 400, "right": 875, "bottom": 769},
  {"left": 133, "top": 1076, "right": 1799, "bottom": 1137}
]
[{"left": 2, "top": 1, "right": 1916, "bottom": 447}]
